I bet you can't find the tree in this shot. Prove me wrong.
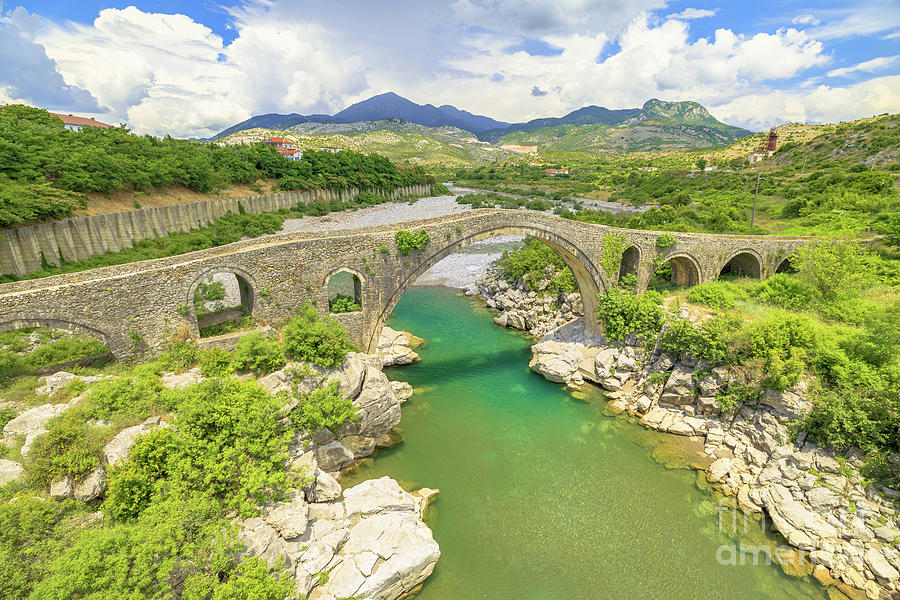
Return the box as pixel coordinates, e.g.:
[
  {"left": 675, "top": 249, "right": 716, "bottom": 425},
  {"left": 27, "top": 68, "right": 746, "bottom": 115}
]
[{"left": 789, "top": 240, "right": 871, "bottom": 299}]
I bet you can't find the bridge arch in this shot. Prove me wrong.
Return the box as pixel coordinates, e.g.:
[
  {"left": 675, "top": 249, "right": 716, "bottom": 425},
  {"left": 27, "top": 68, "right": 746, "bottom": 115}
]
[
  {"left": 719, "top": 249, "right": 763, "bottom": 279},
  {"left": 186, "top": 265, "right": 259, "bottom": 335},
  {"left": 618, "top": 245, "right": 642, "bottom": 285},
  {"left": 367, "top": 224, "right": 609, "bottom": 352},
  {"left": 323, "top": 267, "right": 365, "bottom": 313},
  {"left": 648, "top": 252, "right": 703, "bottom": 289},
  {"left": 0, "top": 317, "right": 126, "bottom": 359}
]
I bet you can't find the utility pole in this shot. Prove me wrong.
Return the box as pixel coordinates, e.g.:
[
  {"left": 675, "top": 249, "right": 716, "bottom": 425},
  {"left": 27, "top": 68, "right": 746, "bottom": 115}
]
[{"left": 751, "top": 170, "right": 760, "bottom": 228}]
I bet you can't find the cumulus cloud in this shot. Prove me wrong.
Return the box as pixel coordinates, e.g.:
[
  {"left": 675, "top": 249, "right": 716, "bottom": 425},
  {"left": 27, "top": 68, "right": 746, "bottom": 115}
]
[
  {"left": 709, "top": 75, "right": 900, "bottom": 131},
  {"left": 0, "top": 6, "right": 99, "bottom": 111},
  {"left": 34, "top": 6, "right": 368, "bottom": 137},
  {"left": 7, "top": 0, "right": 900, "bottom": 137}
]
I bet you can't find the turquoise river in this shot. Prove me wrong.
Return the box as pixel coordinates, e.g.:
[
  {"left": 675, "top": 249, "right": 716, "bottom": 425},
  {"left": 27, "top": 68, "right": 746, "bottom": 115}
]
[{"left": 342, "top": 286, "right": 830, "bottom": 600}]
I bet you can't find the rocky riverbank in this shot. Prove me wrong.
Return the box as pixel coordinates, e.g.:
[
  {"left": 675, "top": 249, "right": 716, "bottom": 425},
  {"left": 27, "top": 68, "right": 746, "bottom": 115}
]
[
  {"left": 467, "top": 265, "right": 583, "bottom": 339},
  {"left": 534, "top": 329, "right": 899, "bottom": 599},
  {"left": 464, "top": 262, "right": 900, "bottom": 599},
  {"left": 0, "top": 328, "right": 436, "bottom": 600}
]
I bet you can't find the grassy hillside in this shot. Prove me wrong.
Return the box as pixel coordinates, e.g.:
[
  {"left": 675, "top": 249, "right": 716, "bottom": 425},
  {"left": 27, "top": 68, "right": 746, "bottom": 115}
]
[
  {"left": 221, "top": 120, "right": 513, "bottom": 166},
  {"left": 498, "top": 99, "right": 750, "bottom": 153}
]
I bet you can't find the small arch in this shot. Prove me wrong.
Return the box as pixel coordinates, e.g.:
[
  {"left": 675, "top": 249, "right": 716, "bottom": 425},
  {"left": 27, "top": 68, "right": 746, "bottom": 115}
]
[
  {"left": 187, "top": 268, "right": 256, "bottom": 336},
  {"left": 0, "top": 319, "right": 120, "bottom": 370},
  {"left": 326, "top": 268, "right": 363, "bottom": 313},
  {"left": 618, "top": 245, "right": 641, "bottom": 288},
  {"left": 719, "top": 250, "right": 762, "bottom": 279},
  {"left": 776, "top": 257, "right": 796, "bottom": 274},
  {"left": 648, "top": 253, "right": 702, "bottom": 290}
]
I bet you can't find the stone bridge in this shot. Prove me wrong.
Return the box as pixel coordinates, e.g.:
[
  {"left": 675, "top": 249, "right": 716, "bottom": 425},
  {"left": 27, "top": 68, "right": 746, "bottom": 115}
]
[{"left": 0, "top": 210, "right": 811, "bottom": 358}]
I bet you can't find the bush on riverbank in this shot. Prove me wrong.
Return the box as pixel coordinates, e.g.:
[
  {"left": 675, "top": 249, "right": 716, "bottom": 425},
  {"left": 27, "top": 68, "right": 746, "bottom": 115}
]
[
  {"left": 594, "top": 240, "right": 900, "bottom": 486},
  {"left": 0, "top": 302, "right": 366, "bottom": 598},
  {"left": 497, "top": 237, "right": 578, "bottom": 295}
]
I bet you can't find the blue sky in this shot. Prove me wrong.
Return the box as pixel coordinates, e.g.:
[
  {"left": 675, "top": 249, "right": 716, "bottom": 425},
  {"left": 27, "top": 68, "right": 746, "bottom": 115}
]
[{"left": 2, "top": 0, "right": 898, "bottom": 137}]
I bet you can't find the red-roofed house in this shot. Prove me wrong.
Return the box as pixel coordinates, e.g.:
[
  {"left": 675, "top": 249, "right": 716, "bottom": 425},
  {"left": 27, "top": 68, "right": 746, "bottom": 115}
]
[
  {"left": 51, "top": 113, "right": 113, "bottom": 132},
  {"left": 264, "top": 137, "right": 303, "bottom": 161}
]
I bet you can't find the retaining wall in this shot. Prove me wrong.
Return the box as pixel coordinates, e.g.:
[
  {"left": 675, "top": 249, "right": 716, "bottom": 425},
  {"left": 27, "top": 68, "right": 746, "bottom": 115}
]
[{"left": 0, "top": 184, "right": 433, "bottom": 277}]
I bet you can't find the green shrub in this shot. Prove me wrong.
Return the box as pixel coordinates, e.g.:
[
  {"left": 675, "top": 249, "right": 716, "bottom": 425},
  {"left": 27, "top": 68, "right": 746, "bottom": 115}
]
[
  {"left": 497, "top": 237, "right": 577, "bottom": 294},
  {"left": 432, "top": 182, "right": 450, "bottom": 195},
  {"left": 105, "top": 378, "right": 293, "bottom": 521},
  {"left": 198, "top": 347, "right": 235, "bottom": 377},
  {"left": 804, "top": 389, "right": 898, "bottom": 453},
  {"left": 655, "top": 233, "right": 677, "bottom": 248},
  {"left": 596, "top": 288, "right": 664, "bottom": 342},
  {"left": 80, "top": 370, "right": 166, "bottom": 421},
  {"left": 282, "top": 304, "right": 356, "bottom": 369},
  {"left": 231, "top": 333, "right": 285, "bottom": 374},
  {"left": 395, "top": 229, "right": 430, "bottom": 255},
  {"left": 600, "top": 232, "right": 630, "bottom": 282},
  {"left": 753, "top": 274, "right": 815, "bottom": 310},
  {"left": 289, "top": 381, "right": 357, "bottom": 433},
  {"left": 157, "top": 337, "right": 199, "bottom": 372},
  {"left": 22, "top": 336, "right": 109, "bottom": 369},
  {"left": 687, "top": 281, "right": 748, "bottom": 310},
  {"left": 659, "top": 318, "right": 700, "bottom": 360},
  {"left": 790, "top": 240, "right": 872, "bottom": 298},
  {"left": 25, "top": 418, "right": 106, "bottom": 485},
  {"left": 328, "top": 294, "right": 361, "bottom": 313}
]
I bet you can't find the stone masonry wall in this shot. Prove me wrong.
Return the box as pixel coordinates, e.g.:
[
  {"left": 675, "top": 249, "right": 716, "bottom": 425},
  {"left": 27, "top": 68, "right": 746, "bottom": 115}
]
[{"left": 0, "top": 209, "right": 811, "bottom": 360}]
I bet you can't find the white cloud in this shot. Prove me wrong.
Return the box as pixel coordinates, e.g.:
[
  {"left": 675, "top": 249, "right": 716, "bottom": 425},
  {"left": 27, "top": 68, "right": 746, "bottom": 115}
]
[
  {"left": 0, "top": 6, "right": 99, "bottom": 110},
  {"left": 9, "top": 1, "right": 900, "bottom": 138},
  {"left": 792, "top": 14, "right": 820, "bottom": 26},
  {"left": 432, "top": 15, "right": 829, "bottom": 124},
  {"left": 670, "top": 8, "right": 719, "bottom": 21},
  {"left": 828, "top": 55, "right": 900, "bottom": 78},
  {"left": 35, "top": 6, "right": 368, "bottom": 137},
  {"left": 806, "top": 2, "right": 900, "bottom": 39},
  {"left": 709, "top": 75, "right": 900, "bottom": 131}
]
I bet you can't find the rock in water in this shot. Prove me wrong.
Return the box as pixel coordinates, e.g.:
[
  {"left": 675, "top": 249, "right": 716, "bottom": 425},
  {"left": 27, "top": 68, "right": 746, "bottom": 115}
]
[{"left": 376, "top": 327, "right": 421, "bottom": 367}]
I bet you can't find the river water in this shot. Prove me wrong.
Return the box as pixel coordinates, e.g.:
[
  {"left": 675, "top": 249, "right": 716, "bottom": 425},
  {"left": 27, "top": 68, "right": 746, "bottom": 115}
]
[{"left": 342, "top": 286, "right": 828, "bottom": 600}]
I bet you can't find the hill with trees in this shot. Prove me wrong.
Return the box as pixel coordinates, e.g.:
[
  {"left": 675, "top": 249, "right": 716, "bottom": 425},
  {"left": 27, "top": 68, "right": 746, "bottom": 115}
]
[{"left": 0, "top": 105, "right": 431, "bottom": 227}]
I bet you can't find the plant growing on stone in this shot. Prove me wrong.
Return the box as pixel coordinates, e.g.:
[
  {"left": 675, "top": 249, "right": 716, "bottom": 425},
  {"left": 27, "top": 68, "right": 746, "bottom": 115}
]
[
  {"left": 595, "top": 288, "right": 664, "bottom": 342},
  {"left": 655, "top": 234, "right": 677, "bottom": 249},
  {"left": 600, "top": 232, "right": 631, "bottom": 283},
  {"left": 231, "top": 332, "right": 285, "bottom": 374},
  {"left": 395, "top": 229, "right": 430, "bottom": 256},
  {"left": 288, "top": 380, "right": 357, "bottom": 433},
  {"left": 329, "top": 294, "right": 361, "bottom": 313}
]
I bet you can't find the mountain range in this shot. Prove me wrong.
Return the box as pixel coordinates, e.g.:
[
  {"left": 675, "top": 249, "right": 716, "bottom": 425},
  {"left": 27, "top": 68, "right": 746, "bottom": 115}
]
[
  {"left": 212, "top": 93, "right": 748, "bottom": 140},
  {"left": 210, "top": 93, "right": 753, "bottom": 160}
]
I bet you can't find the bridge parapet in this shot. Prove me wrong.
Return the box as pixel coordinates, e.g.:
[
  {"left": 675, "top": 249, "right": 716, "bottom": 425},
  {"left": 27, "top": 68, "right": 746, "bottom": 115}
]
[{"left": 0, "top": 209, "right": 811, "bottom": 358}]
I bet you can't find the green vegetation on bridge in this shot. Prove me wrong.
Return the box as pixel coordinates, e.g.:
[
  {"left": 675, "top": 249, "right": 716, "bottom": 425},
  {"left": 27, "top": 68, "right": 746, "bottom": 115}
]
[{"left": 0, "top": 105, "right": 432, "bottom": 227}]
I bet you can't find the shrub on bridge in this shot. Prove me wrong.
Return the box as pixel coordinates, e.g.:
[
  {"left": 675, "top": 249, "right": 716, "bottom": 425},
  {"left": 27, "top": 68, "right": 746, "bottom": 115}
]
[
  {"left": 395, "top": 229, "right": 430, "bottom": 256},
  {"left": 282, "top": 303, "right": 357, "bottom": 369}
]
